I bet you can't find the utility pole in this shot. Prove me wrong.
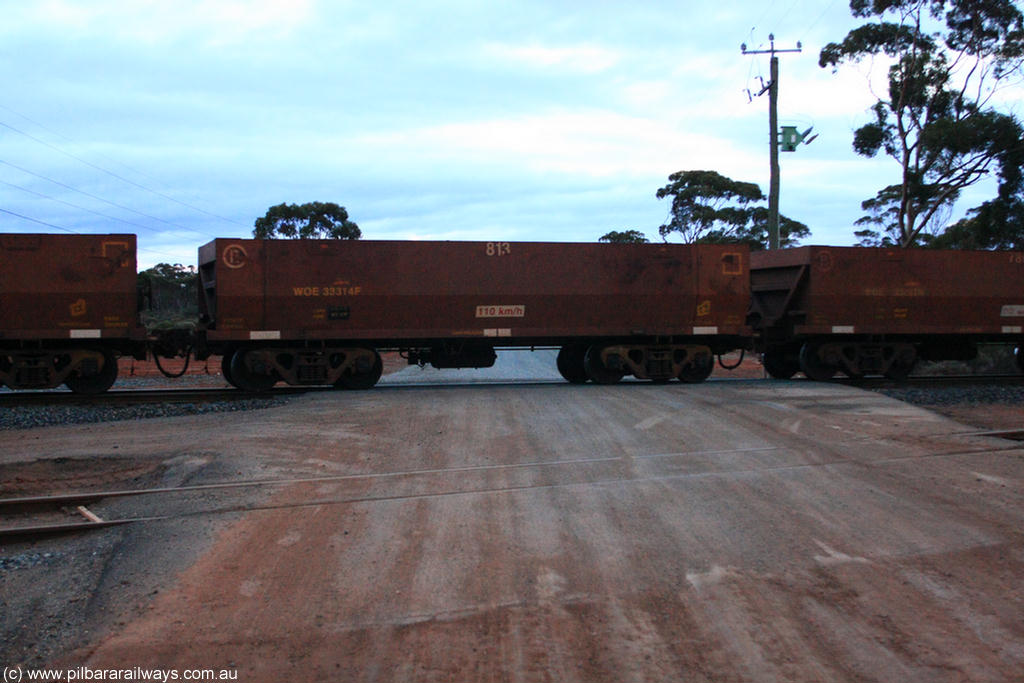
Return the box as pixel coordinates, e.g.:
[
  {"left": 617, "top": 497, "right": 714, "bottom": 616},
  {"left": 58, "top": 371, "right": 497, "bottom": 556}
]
[{"left": 742, "top": 35, "right": 801, "bottom": 250}]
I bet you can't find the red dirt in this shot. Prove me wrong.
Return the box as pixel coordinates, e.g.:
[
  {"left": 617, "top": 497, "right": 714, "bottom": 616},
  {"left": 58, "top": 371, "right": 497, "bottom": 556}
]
[
  {"left": 42, "top": 378, "right": 1023, "bottom": 681},
  {"left": 3, "top": 356, "right": 1022, "bottom": 680}
]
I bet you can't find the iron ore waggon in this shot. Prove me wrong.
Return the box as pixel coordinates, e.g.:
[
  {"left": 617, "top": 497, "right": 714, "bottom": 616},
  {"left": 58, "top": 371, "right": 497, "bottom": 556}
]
[
  {"left": 6, "top": 233, "right": 1020, "bottom": 394},
  {"left": 748, "top": 246, "right": 1024, "bottom": 380},
  {"left": 194, "top": 239, "right": 751, "bottom": 390},
  {"left": 0, "top": 233, "right": 146, "bottom": 393}
]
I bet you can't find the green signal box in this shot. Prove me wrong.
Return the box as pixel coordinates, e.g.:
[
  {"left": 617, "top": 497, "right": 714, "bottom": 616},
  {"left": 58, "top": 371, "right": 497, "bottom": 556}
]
[
  {"left": 779, "top": 125, "right": 816, "bottom": 152},
  {"left": 780, "top": 126, "right": 799, "bottom": 151}
]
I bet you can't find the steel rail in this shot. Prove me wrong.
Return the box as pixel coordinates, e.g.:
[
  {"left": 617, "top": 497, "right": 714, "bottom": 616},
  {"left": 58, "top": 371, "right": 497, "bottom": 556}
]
[
  {"left": 4, "top": 441, "right": 1023, "bottom": 541},
  {"left": 0, "top": 386, "right": 317, "bottom": 406}
]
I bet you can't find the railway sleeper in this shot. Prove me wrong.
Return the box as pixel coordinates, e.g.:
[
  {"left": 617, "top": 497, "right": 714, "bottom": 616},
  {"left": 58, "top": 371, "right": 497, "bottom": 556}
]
[
  {"left": 0, "top": 348, "right": 118, "bottom": 393},
  {"left": 598, "top": 344, "right": 714, "bottom": 382}
]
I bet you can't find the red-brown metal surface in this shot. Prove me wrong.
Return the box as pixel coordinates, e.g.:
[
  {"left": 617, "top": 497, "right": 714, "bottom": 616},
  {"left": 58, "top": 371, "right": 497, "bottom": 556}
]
[
  {"left": 750, "top": 246, "right": 1024, "bottom": 337},
  {"left": 0, "top": 233, "right": 142, "bottom": 342},
  {"left": 200, "top": 240, "right": 750, "bottom": 345}
]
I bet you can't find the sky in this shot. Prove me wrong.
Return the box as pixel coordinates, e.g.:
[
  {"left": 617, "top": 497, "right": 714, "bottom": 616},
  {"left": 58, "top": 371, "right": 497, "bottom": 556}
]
[{"left": 0, "top": 0, "right": 1018, "bottom": 268}]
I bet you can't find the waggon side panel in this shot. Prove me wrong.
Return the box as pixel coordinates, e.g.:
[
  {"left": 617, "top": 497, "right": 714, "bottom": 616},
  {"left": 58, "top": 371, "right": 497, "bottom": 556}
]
[
  {"left": 750, "top": 246, "right": 1024, "bottom": 338},
  {"left": 0, "top": 234, "right": 142, "bottom": 341},
  {"left": 695, "top": 247, "right": 749, "bottom": 336},
  {"left": 202, "top": 240, "right": 750, "bottom": 344}
]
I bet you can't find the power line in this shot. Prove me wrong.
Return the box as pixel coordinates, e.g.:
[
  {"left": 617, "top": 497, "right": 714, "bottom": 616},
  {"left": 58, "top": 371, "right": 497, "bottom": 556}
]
[
  {"left": 0, "top": 102, "right": 251, "bottom": 240},
  {"left": 0, "top": 103, "right": 189, "bottom": 194},
  {"left": 0, "top": 119, "right": 248, "bottom": 229},
  {"left": 775, "top": 0, "right": 805, "bottom": 31},
  {"left": 751, "top": 0, "right": 780, "bottom": 36},
  {"left": 0, "top": 178, "right": 165, "bottom": 234},
  {"left": 801, "top": 0, "right": 841, "bottom": 38},
  {"left": 0, "top": 158, "right": 217, "bottom": 241},
  {"left": 0, "top": 206, "right": 193, "bottom": 261},
  {"left": 0, "top": 206, "right": 76, "bottom": 233}
]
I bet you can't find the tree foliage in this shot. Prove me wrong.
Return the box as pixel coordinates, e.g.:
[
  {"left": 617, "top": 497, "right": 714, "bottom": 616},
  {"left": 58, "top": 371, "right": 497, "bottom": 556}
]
[
  {"left": 820, "top": 0, "right": 1024, "bottom": 247},
  {"left": 655, "top": 170, "right": 809, "bottom": 249},
  {"left": 599, "top": 229, "right": 650, "bottom": 243},
  {"left": 137, "top": 263, "right": 198, "bottom": 329},
  {"left": 253, "top": 202, "right": 361, "bottom": 239},
  {"left": 927, "top": 195, "right": 1024, "bottom": 248}
]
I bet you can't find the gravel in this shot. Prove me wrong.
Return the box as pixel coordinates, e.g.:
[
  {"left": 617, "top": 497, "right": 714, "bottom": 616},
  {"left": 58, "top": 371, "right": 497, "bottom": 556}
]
[
  {"left": 0, "top": 396, "right": 288, "bottom": 431},
  {"left": 3, "top": 364, "right": 1020, "bottom": 431},
  {"left": 0, "top": 550, "right": 64, "bottom": 572},
  {"left": 873, "top": 383, "right": 1024, "bottom": 407}
]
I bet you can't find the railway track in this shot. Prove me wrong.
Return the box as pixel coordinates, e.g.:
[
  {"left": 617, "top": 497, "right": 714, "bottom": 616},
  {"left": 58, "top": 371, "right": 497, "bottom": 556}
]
[
  {"left": 4, "top": 436, "right": 1024, "bottom": 542},
  {"left": 0, "top": 373, "right": 1019, "bottom": 433},
  {"left": 0, "top": 385, "right": 320, "bottom": 406},
  {"left": 842, "top": 373, "right": 1024, "bottom": 388},
  {"left": 0, "top": 372, "right": 1020, "bottom": 403}
]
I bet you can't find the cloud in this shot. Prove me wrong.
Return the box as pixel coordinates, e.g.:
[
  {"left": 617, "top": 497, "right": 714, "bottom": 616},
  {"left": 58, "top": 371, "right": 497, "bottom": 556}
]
[
  {"left": 352, "top": 108, "right": 761, "bottom": 181},
  {"left": 483, "top": 42, "right": 622, "bottom": 74},
  {"left": 7, "top": 0, "right": 1021, "bottom": 266},
  {"left": 17, "top": 0, "right": 315, "bottom": 46}
]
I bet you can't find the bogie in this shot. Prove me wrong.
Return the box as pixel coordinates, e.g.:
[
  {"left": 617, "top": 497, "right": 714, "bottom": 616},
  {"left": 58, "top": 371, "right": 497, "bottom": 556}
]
[
  {"left": 678, "top": 355, "right": 714, "bottom": 383},
  {"left": 798, "top": 342, "right": 837, "bottom": 382},
  {"left": 229, "top": 348, "right": 279, "bottom": 392},
  {"left": 224, "top": 346, "right": 384, "bottom": 391},
  {"left": 584, "top": 346, "right": 626, "bottom": 384},
  {"left": 794, "top": 340, "right": 919, "bottom": 381},
  {"left": 64, "top": 349, "right": 119, "bottom": 395},
  {"left": 334, "top": 349, "right": 383, "bottom": 390},
  {"left": 762, "top": 348, "right": 799, "bottom": 379},
  {"left": 556, "top": 345, "right": 589, "bottom": 384},
  {"left": 221, "top": 352, "right": 239, "bottom": 389},
  {"left": 0, "top": 348, "right": 119, "bottom": 393}
]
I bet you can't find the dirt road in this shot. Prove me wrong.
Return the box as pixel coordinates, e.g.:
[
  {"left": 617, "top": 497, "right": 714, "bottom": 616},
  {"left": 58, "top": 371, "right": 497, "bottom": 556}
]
[{"left": 2, "top": 351, "right": 1023, "bottom": 681}]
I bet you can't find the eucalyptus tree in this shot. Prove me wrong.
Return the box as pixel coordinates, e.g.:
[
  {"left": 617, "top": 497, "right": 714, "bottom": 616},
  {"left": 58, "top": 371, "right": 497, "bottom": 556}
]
[
  {"left": 656, "top": 170, "right": 808, "bottom": 249},
  {"left": 820, "top": 0, "right": 1024, "bottom": 247},
  {"left": 253, "top": 202, "right": 361, "bottom": 239},
  {"left": 599, "top": 229, "right": 650, "bottom": 243}
]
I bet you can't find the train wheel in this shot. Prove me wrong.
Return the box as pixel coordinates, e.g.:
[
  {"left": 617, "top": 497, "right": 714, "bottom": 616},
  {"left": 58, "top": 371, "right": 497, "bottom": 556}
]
[
  {"left": 678, "top": 356, "right": 713, "bottom": 383},
  {"left": 556, "top": 345, "right": 589, "bottom": 384},
  {"left": 64, "top": 349, "right": 118, "bottom": 394},
  {"left": 798, "top": 342, "right": 837, "bottom": 381},
  {"left": 229, "top": 349, "right": 278, "bottom": 392},
  {"left": 884, "top": 359, "right": 916, "bottom": 381},
  {"left": 335, "top": 349, "right": 383, "bottom": 390},
  {"left": 762, "top": 349, "right": 799, "bottom": 379},
  {"left": 221, "top": 353, "right": 240, "bottom": 389},
  {"left": 584, "top": 346, "right": 624, "bottom": 384}
]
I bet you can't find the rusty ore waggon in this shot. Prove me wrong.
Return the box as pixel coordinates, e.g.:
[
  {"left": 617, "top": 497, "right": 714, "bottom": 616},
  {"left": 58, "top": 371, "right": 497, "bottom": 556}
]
[
  {"left": 0, "top": 233, "right": 146, "bottom": 393},
  {"left": 194, "top": 239, "right": 751, "bottom": 391},
  {"left": 748, "top": 246, "right": 1024, "bottom": 380},
  {"left": 2, "top": 233, "right": 1022, "bottom": 394}
]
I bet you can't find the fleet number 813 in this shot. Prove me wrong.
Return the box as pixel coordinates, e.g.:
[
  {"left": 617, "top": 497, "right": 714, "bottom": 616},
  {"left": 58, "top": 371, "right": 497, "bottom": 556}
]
[{"left": 486, "top": 242, "right": 511, "bottom": 256}]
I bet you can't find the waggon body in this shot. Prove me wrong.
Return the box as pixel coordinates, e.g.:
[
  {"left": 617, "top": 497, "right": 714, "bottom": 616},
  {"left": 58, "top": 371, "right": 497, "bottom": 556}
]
[
  {"left": 749, "top": 246, "right": 1024, "bottom": 379},
  {"left": 197, "top": 239, "right": 751, "bottom": 389},
  {"left": 0, "top": 234, "right": 145, "bottom": 392}
]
